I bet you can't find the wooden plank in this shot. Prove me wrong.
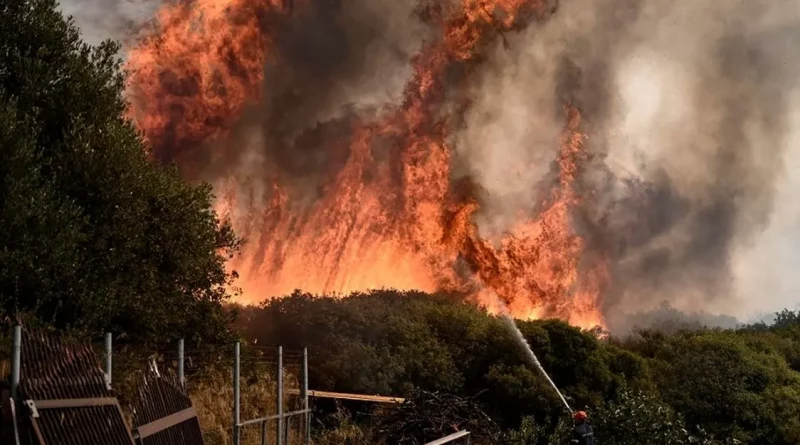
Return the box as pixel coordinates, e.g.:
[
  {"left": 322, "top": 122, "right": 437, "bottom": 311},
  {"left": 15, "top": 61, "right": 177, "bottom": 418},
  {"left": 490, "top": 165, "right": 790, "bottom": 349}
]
[
  {"left": 424, "top": 431, "right": 471, "bottom": 445},
  {"left": 32, "top": 397, "right": 119, "bottom": 410},
  {"left": 24, "top": 377, "right": 107, "bottom": 387},
  {"left": 28, "top": 417, "right": 46, "bottom": 445},
  {"left": 285, "top": 389, "right": 405, "bottom": 404},
  {"left": 25, "top": 403, "right": 46, "bottom": 445},
  {"left": 135, "top": 406, "right": 198, "bottom": 439}
]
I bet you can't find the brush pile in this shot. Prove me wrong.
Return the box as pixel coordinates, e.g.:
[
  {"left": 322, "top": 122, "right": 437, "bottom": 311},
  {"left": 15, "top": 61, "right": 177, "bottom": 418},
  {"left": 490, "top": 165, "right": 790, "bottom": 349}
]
[{"left": 374, "top": 389, "right": 501, "bottom": 444}]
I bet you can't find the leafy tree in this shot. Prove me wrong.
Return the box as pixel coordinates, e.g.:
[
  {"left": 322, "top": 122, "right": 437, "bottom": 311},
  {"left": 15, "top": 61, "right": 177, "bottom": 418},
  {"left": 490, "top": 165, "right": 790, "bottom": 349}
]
[
  {"left": 238, "top": 290, "right": 652, "bottom": 428},
  {"left": 237, "top": 292, "right": 800, "bottom": 442},
  {"left": 773, "top": 310, "right": 800, "bottom": 330},
  {"left": 635, "top": 331, "right": 800, "bottom": 444},
  {"left": 0, "top": 0, "right": 239, "bottom": 344},
  {"left": 593, "top": 386, "right": 715, "bottom": 445}
]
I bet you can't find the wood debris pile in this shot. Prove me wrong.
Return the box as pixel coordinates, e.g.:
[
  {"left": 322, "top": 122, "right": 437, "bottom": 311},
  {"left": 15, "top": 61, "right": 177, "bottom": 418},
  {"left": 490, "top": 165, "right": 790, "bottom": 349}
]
[{"left": 375, "top": 389, "right": 500, "bottom": 444}]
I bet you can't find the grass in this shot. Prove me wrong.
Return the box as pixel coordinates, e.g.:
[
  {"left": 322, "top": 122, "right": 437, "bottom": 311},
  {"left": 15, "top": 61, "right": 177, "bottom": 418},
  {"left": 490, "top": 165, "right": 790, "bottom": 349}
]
[
  {"left": 0, "top": 333, "right": 364, "bottom": 444},
  {"left": 112, "top": 347, "right": 309, "bottom": 445}
]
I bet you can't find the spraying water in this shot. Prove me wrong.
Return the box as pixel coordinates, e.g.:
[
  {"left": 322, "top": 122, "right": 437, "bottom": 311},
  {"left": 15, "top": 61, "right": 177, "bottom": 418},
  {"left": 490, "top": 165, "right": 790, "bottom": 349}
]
[{"left": 501, "top": 314, "right": 573, "bottom": 413}]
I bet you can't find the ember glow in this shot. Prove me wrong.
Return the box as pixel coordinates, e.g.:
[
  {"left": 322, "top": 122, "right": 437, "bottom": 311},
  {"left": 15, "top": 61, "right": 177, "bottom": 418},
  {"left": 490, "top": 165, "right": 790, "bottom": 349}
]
[{"left": 126, "top": 0, "right": 608, "bottom": 330}]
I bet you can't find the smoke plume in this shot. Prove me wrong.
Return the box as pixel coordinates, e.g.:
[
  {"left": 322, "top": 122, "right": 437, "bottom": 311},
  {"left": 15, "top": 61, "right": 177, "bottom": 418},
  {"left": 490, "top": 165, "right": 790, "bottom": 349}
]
[
  {"left": 58, "top": 0, "right": 161, "bottom": 46},
  {"left": 73, "top": 0, "right": 800, "bottom": 332},
  {"left": 221, "top": 0, "right": 431, "bottom": 200},
  {"left": 456, "top": 0, "right": 800, "bottom": 329}
]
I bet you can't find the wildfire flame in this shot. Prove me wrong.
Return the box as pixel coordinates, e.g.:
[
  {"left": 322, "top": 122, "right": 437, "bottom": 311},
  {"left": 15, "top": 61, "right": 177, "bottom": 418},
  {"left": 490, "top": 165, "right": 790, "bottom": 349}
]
[{"left": 126, "top": 0, "right": 607, "bottom": 330}]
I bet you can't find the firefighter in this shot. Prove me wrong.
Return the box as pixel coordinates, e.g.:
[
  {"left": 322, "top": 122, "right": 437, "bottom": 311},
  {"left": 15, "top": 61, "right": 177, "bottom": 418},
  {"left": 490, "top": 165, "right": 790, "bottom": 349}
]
[{"left": 570, "top": 410, "right": 596, "bottom": 445}]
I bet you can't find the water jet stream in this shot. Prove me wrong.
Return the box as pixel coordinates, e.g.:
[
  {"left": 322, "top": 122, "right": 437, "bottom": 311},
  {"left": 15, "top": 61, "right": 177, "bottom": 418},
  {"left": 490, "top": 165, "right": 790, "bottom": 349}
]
[
  {"left": 501, "top": 314, "right": 573, "bottom": 413},
  {"left": 476, "top": 285, "right": 573, "bottom": 412}
]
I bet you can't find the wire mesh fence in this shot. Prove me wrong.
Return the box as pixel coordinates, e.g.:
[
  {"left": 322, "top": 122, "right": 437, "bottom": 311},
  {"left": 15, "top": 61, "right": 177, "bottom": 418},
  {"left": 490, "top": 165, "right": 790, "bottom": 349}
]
[
  {"left": 233, "top": 346, "right": 310, "bottom": 445},
  {"left": 1, "top": 325, "right": 310, "bottom": 445}
]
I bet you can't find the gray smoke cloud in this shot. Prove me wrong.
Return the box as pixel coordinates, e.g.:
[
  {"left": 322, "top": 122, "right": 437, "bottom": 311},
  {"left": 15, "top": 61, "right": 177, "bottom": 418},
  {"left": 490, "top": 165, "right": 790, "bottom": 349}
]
[
  {"left": 456, "top": 0, "right": 800, "bottom": 331},
  {"left": 211, "top": 0, "right": 430, "bottom": 212},
  {"left": 58, "top": 0, "right": 160, "bottom": 47},
  {"left": 60, "top": 0, "right": 800, "bottom": 330}
]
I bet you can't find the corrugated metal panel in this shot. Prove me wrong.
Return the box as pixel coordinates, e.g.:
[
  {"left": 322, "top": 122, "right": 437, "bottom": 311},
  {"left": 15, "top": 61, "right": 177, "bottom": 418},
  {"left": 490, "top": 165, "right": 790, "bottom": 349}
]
[
  {"left": 35, "top": 406, "right": 133, "bottom": 445},
  {"left": 131, "top": 367, "right": 204, "bottom": 445},
  {"left": 19, "top": 328, "right": 135, "bottom": 445}
]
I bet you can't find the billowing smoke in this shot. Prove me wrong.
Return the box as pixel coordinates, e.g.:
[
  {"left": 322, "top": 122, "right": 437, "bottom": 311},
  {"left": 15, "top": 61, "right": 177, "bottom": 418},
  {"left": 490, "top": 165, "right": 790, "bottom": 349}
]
[
  {"left": 58, "top": 0, "right": 161, "bottom": 46},
  {"left": 456, "top": 0, "right": 800, "bottom": 331},
  {"left": 221, "top": 0, "right": 431, "bottom": 204},
  {"left": 62, "top": 0, "right": 800, "bottom": 332}
]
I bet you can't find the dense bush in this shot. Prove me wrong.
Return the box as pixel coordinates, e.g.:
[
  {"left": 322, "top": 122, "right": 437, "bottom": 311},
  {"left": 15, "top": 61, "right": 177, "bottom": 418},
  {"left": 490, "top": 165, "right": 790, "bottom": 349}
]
[{"left": 236, "top": 291, "right": 800, "bottom": 444}]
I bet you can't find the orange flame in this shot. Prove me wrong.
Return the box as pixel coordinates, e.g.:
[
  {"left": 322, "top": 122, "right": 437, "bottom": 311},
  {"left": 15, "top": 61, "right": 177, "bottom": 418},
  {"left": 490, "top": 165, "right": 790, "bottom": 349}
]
[
  {"left": 127, "top": 0, "right": 607, "bottom": 330},
  {"left": 126, "top": 0, "right": 288, "bottom": 166},
  {"left": 462, "top": 106, "right": 607, "bottom": 329}
]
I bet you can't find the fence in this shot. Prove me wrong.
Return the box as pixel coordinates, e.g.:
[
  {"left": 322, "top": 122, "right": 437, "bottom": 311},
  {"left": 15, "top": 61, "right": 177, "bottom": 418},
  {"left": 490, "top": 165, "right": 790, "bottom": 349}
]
[
  {"left": 232, "top": 344, "right": 310, "bottom": 445},
  {"left": 4, "top": 326, "right": 311, "bottom": 445},
  {"left": 130, "top": 363, "right": 204, "bottom": 445},
  {"left": 12, "top": 326, "right": 135, "bottom": 445},
  {"left": 96, "top": 333, "right": 311, "bottom": 445},
  {"left": 3, "top": 326, "right": 470, "bottom": 445},
  {"left": 98, "top": 336, "right": 311, "bottom": 445}
]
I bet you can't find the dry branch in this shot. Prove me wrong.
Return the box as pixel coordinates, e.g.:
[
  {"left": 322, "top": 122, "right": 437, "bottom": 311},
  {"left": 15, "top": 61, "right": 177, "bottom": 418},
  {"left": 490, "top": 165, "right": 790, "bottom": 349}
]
[{"left": 374, "top": 389, "right": 500, "bottom": 444}]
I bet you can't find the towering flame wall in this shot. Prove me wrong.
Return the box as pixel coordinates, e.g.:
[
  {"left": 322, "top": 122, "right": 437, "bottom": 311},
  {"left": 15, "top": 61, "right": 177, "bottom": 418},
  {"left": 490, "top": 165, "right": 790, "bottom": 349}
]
[{"left": 125, "top": 0, "right": 698, "bottom": 331}]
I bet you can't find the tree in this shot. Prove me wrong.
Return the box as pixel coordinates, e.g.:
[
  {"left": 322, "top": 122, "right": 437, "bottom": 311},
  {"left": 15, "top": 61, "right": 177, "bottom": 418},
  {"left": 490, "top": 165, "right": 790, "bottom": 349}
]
[
  {"left": 236, "top": 290, "right": 654, "bottom": 429},
  {"left": 641, "top": 331, "right": 800, "bottom": 444},
  {"left": 0, "top": 0, "right": 240, "bottom": 344},
  {"left": 238, "top": 292, "right": 800, "bottom": 442},
  {"left": 503, "top": 415, "right": 572, "bottom": 445},
  {"left": 773, "top": 310, "right": 800, "bottom": 330},
  {"left": 593, "top": 386, "right": 715, "bottom": 445}
]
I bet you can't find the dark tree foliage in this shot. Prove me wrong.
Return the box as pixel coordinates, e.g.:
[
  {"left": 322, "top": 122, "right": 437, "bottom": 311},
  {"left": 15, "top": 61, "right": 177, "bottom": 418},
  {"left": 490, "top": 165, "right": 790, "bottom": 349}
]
[
  {"left": 591, "top": 386, "right": 714, "bottom": 445},
  {"left": 237, "top": 292, "right": 800, "bottom": 444},
  {"left": 0, "top": 0, "right": 240, "bottom": 344},
  {"left": 236, "top": 291, "right": 643, "bottom": 426}
]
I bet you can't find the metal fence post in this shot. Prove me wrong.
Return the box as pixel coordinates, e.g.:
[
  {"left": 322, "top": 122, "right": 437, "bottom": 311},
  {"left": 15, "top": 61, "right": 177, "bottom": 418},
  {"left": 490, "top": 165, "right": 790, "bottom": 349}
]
[
  {"left": 234, "top": 342, "right": 241, "bottom": 445},
  {"left": 104, "top": 333, "right": 112, "bottom": 387},
  {"left": 178, "top": 338, "right": 185, "bottom": 388},
  {"left": 276, "top": 346, "right": 283, "bottom": 445},
  {"left": 303, "top": 347, "right": 310, "bottom": 445},
  {"left": 10, "top": 325, "right": 21, "bottom": 400}
]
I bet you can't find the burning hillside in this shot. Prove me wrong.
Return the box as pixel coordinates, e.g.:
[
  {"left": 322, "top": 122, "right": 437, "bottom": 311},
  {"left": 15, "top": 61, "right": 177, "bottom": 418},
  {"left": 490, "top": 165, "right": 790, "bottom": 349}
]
[
  {"left": 124, "top": 0, "right": 800, "bottom": 331},
  {"left": 125, "top": 0, "right": 605, "bottom": 329}
]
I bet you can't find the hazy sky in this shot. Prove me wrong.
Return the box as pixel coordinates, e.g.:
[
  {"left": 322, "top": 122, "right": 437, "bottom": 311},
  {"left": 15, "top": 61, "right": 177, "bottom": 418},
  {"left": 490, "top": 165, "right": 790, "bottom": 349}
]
[{"left": 58, "top": 0, "right": 159, "bottom": 48}]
